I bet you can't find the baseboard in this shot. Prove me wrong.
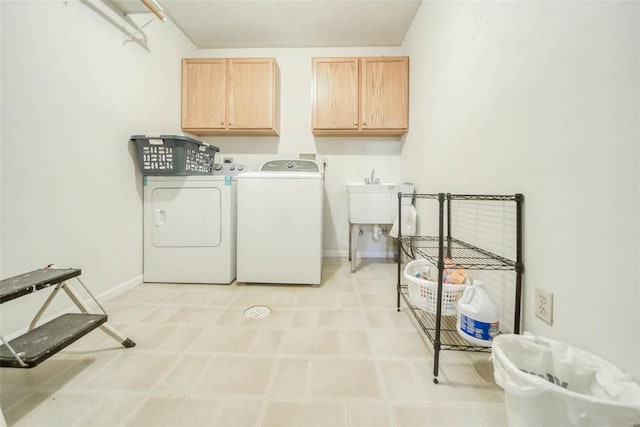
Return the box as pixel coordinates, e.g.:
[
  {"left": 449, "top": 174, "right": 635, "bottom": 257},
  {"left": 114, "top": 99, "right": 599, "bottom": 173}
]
[
  {"left": 94, "top": 274, "right": 143, "bottom": 303},
  {"left": 322, "top": 250, "right": 394, "bottom": 259},
  {"left": 323, "top": 250, "right": 348, "bottom": 258}
]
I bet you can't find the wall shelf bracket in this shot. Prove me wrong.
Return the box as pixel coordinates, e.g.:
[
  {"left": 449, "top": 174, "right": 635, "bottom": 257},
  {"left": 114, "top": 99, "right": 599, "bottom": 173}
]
[{"left": 123, "top": 16, "right": 154, "bottom": 45}]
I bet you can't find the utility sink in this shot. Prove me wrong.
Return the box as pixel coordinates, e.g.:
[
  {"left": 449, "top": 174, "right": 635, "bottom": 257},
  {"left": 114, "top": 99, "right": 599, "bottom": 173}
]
[{"left": 346, "top": 183, "right": 398, "bottom": 224}]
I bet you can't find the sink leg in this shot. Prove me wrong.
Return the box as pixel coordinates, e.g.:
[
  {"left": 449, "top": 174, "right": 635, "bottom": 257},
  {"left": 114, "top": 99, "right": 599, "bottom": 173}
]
[
  {"left": 348, "top": 223, "right": 352, "bottom": 261},
  {"left": 350, "top": 224, "right": 361, "bottom": 273}
]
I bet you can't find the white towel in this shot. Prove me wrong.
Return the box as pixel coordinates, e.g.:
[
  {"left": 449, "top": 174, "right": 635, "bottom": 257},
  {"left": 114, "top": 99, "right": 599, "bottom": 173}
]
[{"left": 389, "top": 204, "right": 417, "bottom": 238}]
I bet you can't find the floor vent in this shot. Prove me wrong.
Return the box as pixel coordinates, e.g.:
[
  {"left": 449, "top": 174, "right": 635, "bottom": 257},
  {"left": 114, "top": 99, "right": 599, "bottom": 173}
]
[{"left": 244, "top": 305, "right": 271, "bottom": 320}]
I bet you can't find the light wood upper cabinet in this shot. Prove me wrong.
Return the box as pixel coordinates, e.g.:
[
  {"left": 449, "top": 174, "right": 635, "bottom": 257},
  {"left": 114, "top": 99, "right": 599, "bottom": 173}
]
[
  {"left": 182, "top": 58, "right": 280, "bottom": 136},
  {"left": 312, "top": 56, "right": 409, "bottom": 136},
  {"left": 182, "top": 59, "right": 226, "bottom": 130},
  {"left": 312, "top": 58, "right": 359, "bottom": 130},
  {"left": 228, "top": 58, "right": 278, "bottom": 131},
  {"left": 361, "top": 57, "right": 409, "bottom": 131}
]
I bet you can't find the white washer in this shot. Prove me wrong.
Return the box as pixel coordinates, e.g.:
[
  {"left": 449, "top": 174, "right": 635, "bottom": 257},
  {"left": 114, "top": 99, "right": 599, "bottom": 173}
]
[
  {"left": 143, "top": 163, "right": 248, "bottom": 284},
  {"left": 237, "top": 160, "right": 323, "bottom": 285}
]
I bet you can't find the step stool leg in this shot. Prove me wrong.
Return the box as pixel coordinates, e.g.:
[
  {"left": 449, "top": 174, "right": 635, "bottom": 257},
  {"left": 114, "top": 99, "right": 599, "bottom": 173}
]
[
  {"left": 0, "top": 335, "right": 27, "bottom": 368},
  {"left": 61, "top": 281, "right": 136, "bottom": 348},
  {"left": 98, "top": 323, "right": 136, "bottom": 348},
  {"left": 28, "top": 283, "right": 65, "bottom": 331}
]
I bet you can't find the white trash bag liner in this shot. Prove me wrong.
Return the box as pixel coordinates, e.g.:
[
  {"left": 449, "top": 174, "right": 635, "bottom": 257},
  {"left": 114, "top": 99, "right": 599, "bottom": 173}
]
[{"left": 492, "top": 334, "right": 640, "bottom": 426}]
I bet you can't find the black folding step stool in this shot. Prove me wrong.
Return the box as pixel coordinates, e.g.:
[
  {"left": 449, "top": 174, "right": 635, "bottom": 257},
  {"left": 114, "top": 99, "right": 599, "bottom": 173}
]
[{"left": 0, "top": 267, "right": 136, "bottom": 369}]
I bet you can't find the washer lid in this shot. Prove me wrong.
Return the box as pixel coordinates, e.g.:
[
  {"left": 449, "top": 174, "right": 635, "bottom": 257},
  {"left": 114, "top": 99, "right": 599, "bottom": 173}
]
[{"left": 238, "top": 171, "right": 321, "bottom": 179}]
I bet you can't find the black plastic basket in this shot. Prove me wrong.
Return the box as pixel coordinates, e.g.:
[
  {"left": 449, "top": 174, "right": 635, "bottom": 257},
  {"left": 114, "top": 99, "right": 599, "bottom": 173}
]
[{"left": 131, "top": 135, "right": 220, "bottom": 175}]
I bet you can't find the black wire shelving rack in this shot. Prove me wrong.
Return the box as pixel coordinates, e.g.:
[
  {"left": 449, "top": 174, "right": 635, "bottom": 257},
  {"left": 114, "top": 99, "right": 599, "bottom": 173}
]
[{"left": 396, "top": 193, "right": 524, "bottom": 384}]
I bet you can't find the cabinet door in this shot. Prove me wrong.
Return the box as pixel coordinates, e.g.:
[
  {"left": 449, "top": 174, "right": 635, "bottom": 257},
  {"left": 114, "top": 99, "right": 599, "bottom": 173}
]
[
  {"left": 228, "top": 58, "right": 278, "bottom": 131},
  {"left": 361, "top": 57, "right": 409, "bottom": 130},
  {"left": 182, "top": 59, "right": 226, "bottom": 130},
  {"left": 312, "top": 58, "right": 359, "bottom": 130}
]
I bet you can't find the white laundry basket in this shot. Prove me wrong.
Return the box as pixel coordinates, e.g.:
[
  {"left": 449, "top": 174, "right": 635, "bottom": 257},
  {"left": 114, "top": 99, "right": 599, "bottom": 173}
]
[
  {"left": 404, "top": 259, "right": 469, "bottom": 315},
  {"left": 492, "top": 334, "right": 640, "bottom": 426}
]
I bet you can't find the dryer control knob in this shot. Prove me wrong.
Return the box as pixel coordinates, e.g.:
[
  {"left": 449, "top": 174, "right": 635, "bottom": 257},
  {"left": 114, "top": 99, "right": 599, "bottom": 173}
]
[
  {"left": 214, "top": 164, "right": 223, "bottom": 171},
  {"left": 229, "top": 165, "right": 236, "bottom": 171},
  {"left": 237, "top": 166, "right": 244, "bottom": 171},
  {"left": 286, "top": 161, "right": 294, "bottom": 169}
]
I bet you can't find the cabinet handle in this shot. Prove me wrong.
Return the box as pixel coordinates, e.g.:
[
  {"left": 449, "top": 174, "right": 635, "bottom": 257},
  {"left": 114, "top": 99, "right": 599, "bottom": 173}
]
[
  {"left": 229, "top": 123, "right": 232, "bottom": 126},
  {"left": 353, "top": 122, "right": 358, "bottom": 127},
  {"left": 363, "top": 122, "right": 367, "bottom": 127},
  {"left": 220, "top": 121, "right": 224, "bottom": 126}
]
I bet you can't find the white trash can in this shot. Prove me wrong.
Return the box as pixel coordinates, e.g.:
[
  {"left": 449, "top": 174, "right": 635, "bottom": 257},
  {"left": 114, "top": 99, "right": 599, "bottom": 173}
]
[{"left": 492, "top": 334, "right": 640, "bottom": 426}]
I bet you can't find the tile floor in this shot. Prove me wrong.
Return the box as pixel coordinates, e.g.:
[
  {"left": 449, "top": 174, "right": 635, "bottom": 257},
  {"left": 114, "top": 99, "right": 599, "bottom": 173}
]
[{"left": 1, "top": 258, "right": 507, "bottom": 426}]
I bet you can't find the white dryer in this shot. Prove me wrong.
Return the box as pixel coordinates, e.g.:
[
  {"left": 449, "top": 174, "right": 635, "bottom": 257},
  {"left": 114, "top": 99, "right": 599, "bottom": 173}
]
[
  {"left": 237, "top": 160, "right": 323, "bottom": 285},
  {"left": 143, "top": 163, "right": 248, "bottom": 284}
]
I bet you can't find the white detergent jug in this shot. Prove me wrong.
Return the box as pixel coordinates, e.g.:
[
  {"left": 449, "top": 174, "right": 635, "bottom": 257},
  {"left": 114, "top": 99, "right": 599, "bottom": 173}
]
[{"left": 457, "top": 281, "right": 500, "bottom": 347}]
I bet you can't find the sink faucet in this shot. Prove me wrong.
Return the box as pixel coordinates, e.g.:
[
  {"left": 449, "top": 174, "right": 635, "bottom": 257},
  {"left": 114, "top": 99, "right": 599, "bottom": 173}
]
[{"left": 365, "top": 169, "right": 380, "bottom": 184}]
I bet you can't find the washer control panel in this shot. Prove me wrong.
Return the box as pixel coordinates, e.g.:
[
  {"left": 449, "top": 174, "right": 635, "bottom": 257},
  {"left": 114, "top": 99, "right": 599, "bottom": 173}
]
[
  {"left": 210, "top": 163, "right": 250, "bottom": 176},
  {"left": 260, "top": 159, "right": 320, "bottom": 172}
]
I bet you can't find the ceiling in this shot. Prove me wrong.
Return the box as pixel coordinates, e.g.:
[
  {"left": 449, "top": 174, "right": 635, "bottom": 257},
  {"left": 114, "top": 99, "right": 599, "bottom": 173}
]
[{"left": 113, "top": 0, "right": 422, "bottom": 49}]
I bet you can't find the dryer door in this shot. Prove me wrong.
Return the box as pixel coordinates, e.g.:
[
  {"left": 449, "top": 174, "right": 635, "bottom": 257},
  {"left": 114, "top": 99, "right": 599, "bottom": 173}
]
[{"left": 151, "top": 187, "right": 221, "bottom": 247}]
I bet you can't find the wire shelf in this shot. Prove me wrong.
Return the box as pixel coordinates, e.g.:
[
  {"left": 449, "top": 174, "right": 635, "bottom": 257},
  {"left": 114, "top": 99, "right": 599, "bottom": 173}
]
[
  {"left": 399, "top": 236, "right": 517, "bottom": 270},
  {"left": 399, "top": 193, "right": 521, "bottom": 202},
  {"left": 400, "top": 286, "right": 491, "bottom": 353}
]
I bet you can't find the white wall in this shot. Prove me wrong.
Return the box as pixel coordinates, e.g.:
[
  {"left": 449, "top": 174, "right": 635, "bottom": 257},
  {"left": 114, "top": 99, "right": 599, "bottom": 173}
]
[
  {"left": 0, "top": 0, "right": 3, "bottom": 281},
  {"left": 402, "top": 2, "right": 640, "bottom": 377},
  {"left": 0, "top": 1, "right": 196, "bottom": 335},
  {"left": 191, "top": 47, "right": 405, "bottom": 258}
]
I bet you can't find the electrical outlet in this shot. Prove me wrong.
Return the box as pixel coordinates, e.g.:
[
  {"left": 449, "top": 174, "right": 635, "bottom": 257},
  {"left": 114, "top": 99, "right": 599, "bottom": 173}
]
[{"left": 535, "top": 288, "right": 553, "bottom": 325}]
